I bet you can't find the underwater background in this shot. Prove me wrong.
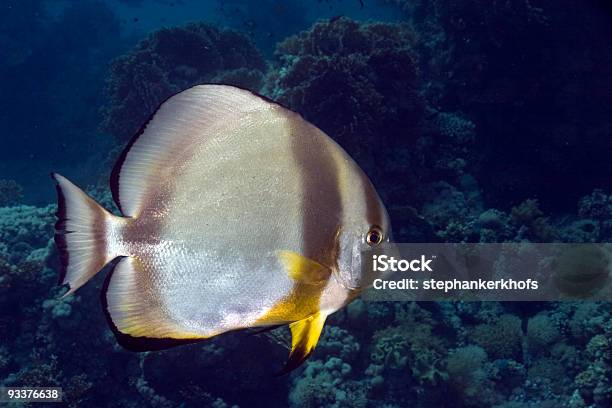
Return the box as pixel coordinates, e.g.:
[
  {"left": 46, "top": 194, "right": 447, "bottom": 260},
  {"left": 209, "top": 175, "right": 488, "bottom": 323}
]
[{"left": 1, "top": 0, "right": 611, "bottom": 406}]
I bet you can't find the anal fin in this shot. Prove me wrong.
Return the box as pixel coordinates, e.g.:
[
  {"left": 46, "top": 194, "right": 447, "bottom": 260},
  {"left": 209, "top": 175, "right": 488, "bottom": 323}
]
[
  {"left": 102, "top": 257, "right": 207, "bottom": 351},
  {"left": 277, "top": 311, "right": 327, "bottom": 375}
]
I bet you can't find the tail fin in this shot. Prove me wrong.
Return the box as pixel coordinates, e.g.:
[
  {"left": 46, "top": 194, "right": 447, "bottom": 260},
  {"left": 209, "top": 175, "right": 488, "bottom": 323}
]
[{"left": 52, "top": 173, "right": 126, "bottom": 296}]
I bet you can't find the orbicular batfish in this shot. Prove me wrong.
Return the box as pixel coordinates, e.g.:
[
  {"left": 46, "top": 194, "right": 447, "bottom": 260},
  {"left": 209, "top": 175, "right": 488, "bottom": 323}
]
[{"left": 52, "top": 84, "right": 390, "bottom": 373}]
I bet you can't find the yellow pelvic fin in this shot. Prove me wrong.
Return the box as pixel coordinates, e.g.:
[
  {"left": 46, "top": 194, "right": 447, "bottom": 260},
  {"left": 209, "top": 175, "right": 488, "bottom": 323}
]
[
  {"left": 278, "top": 311, "right": 327, "bottom": 375},
  {"left": 278, "top": 250, "right": 331, "bottom": 284}
]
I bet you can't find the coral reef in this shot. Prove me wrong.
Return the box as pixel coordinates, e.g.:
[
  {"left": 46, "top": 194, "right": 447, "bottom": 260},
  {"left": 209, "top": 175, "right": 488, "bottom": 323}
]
[
  {"left": 265, "top": 17, "right": 483, "bottom": 228},
  {"left": 289, "top": 358, "right": 365, "bottom": 408},
  {"left": 266, "top": 17, "right": 423, "bottom": 188},
  {"left": 1, "top": 194, "right": 611, "bottom": 407},
  {"left": 0, "top": 179, "right": 23, "bottom": 207},
  {"left": 101, "top": 23, "right": 267, "bottom": 141},
  {"left": 2, "top": 6, "right": 612, "bottom": 408},
  {"left": 470, "top": 314, "right": 523, "bottom": 360},
  {"left": 401, "top": 0, "right": 612, "bottom": 211},
  {"left": 445, "top": 345, "right": 490, "bottom": 401},
  {"left": 0, "top": 205, "right": 54, "bottom": 262},
  {"left": 526, "top": 313, "right": 560, "bottom": 352},
  {"left": 418, "top": 185, "right": 612, "bottom": 245}
]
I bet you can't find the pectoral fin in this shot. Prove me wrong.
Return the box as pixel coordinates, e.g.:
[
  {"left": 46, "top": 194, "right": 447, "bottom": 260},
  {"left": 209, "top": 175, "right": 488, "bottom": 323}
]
[
  {"left": 277, "top": 311, "right": 327, "bottom": 375},
  {"left": 278, "top": 250, "right": 331, "bottom": 284}
]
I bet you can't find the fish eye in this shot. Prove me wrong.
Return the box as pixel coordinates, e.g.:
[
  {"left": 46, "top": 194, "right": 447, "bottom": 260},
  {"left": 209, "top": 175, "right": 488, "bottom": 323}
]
[{"left": 366, "top": 226, "right": 383, "bottom": 246}]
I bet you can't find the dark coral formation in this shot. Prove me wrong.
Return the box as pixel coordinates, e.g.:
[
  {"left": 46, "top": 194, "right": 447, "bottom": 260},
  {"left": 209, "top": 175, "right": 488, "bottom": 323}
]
[
  {"left": 266, "top": 18, "right": 423, "bottom": 185},
  {"left": 266, "top": 17, "right": 483, "bottom": 224},
  {"left": 101, "top": 23, "right": 267, "bottom": 141},
  {"left": 287, "top": 298, "right": 612, "bottom": 407},
  {"left": 0, "top": 179, "right": 23, "bottom": 207},
  {"left": 402, "top": 0, "right": 612, "bottom": 211},
  {"left": 2, "top": 188, "right": 611, "bottom": 406}
]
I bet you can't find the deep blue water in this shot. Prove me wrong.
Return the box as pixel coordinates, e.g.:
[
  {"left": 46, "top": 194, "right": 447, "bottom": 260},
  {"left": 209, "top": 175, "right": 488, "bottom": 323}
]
[
  {"left": 1, "top": 1, "right": 611, "bottom": 407},
  {"left": 0, "top": 0, "right": 402, "bottom": 205}
]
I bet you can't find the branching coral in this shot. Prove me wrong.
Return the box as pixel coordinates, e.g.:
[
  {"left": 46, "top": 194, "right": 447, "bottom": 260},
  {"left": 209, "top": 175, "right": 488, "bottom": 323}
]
[
  {"left": 13, "top": 351, "right": 61, "bottom": 387},
  {"left": 445, "top": 345, "right": 492, "bottom": 401},
  {"left": 420, "top": 181, "right": 483, "bottom": 242},
  {"left": 0, "top": 207, "right": 54, "bottom": 317},
  {"left": 101, "top": 22, "right": 267, "bottom": 141},
  {"left": 289, "top": 358, "right": 366, "bottom": 408},
  {"left": 510, "top": 199, "right": 557, "bottom": 242},
  {"left": 420, "top": 111, "right": 476, "bottom": 180},
  {"left": 318, "top": 326, "right": 360, "bottom": 361},
  {"left": 570, "top": 190, "right": 612, "bottom": 242},
  {"left": 135, "top": 377, "right": 174, "bottom": 408},
  {"left": 470, "top": 314, "right": 523, "bottom": 360},
  {"left": 370, "top": 321, "right": 446, "bottom": 386},
  {"left": 574, "top": 339, "right": 612, "bottom": 406},
  {"left": 0, "top": 205, "right": 54, "bottom": 263},
  {"left": 63, "top": 373, "right": 94, "bottom": 408},
  {"left": 578, "top": 190, "right": 612, "bottom": 221},
  {"left": 526, "top": 313, "right": 560, "bottom": 352},
  {"left": 568, "top": 303, "right": 611, "bottom": 343}
]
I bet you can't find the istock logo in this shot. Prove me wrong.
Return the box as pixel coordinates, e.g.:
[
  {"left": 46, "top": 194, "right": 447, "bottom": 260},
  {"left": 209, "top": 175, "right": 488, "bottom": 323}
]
[{"left": 373, "top": 255, "right": 435, "bottom": 272}]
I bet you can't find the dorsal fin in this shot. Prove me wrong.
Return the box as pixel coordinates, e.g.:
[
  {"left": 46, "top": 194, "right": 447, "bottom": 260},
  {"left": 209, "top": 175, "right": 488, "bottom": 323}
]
[{"left": 110, "top": 85, "right": 286, "bottom": 217}]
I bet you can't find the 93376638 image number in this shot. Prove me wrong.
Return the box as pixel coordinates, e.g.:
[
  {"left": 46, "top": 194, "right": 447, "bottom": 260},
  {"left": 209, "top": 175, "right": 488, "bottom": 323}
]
[{"left": 0, "top": 387, "right": 62, "bottom": 402}]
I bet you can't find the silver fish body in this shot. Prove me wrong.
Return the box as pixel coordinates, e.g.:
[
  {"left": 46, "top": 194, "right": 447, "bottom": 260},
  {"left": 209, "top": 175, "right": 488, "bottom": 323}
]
[{"left": 52, "top": 85, "right": 390, "bottom": 371}]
